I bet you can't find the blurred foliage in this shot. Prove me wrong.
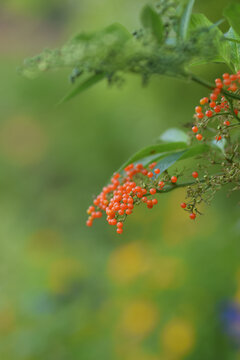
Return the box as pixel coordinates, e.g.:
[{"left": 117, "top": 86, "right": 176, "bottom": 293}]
[{"left": 0, "top": 0, "right": 240, "bottom": 359}]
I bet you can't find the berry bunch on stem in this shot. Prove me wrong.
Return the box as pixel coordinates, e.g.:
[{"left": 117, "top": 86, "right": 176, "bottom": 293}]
[{"left": 87, "top": 71, "right": 240, "bottom": 232}]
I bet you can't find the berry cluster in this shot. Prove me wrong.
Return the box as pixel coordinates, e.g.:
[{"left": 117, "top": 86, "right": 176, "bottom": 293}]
[
  {"left": 86, "top": 72, "right": 240, "bottom": 233},
  {"left": 86, "top": 162, "right": 183, "bottom": 234},
  {"left": 192, "top": 72, "right": 240, "bottom": 142}
]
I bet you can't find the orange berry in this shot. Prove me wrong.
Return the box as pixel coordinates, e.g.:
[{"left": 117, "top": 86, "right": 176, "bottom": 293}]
[
  {"left": 210, "top": 93, "right": 218, "bottom": 101},
  {"left": 86, "top": 220, "right": 93, "bottom": 227},
  {"left": 223, "top": 73, "right": 229, "bottom": 79},
  {"left": 205, "top": 110, "right": 213, "bottom": 117},
  {"left": 200, "top": 97, "right": 208, "bottom": 105},
  {"left": 209, "top": 101, "right": 216, "bottom": 108},
  {"left": 223, "top": 78, "right": 231, "bottom": 86},
  {"left": 149, "top": 162, "right": 157, "bottom": 169},
  {"left": 195, "top": 106, "right": 202, "bottom": 113},
  {"left": 171, "top": 176, "right": 177, "bottom": 183},
  {"left": 196, "top": 134, "right": 203, "bottom": 141},
  {"left": 116, "top": 228, "right": 123, "bottom": 234},
  {"left": 214, "top": 105, "right": 221, "bottom": 113},
  {"left": 192, "top": 126, "right": 198, "bottom": 133},
  {"left": 117, "top": 222, "right": 123, "bottom": 228},
  {"left": 197, "top": 113, "right": 204, "bottom": 119},
  {"left": 147, "top": 171, "right": 153, "bottom": 178},
  {"left": 158, "top": 181, "right": 165, "bottom": 188},
  {"left": 154, "top": 168, "right": 160, "bottom": 174},
  {"left": 150, "top": 188, "right": 156, "bottom": 195},
  {"left": 152, "top": 198, "right": 158, "bottom": 205}
]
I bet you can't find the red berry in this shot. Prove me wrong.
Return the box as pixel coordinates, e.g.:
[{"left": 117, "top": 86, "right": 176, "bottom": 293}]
[
  {"left": 195, "top": 106, "right": 202, "bottom": 113},
  {"left": 158, "top": 181, "right": 165, "bottom": 188},
  {"left": 223, "top": 73, "right": 229, "bottom": 79},
  {"left": 181, "top": 202, "right": 186, "bottom": 209},
  {"left": 149, "top": 162, "right": 157, "bottom": 169},
  {"left": 205, "top": 110, "right": 213, "bottom": 117},
  {"left": 171, "top": 176, "right": 177, "bottom": 184},
  {"left": 154, "top": 168, "right": 160, "bottom": 174},
  {"left": 215, "top": 82, "right": 223, "bottom": 89},
  {"left": 216, "top": 135, "right": 222, "bottom": 141},
  {"left": 192, "top": 126, "right": 198, "bottom": 133},
  {"left": 197, "top": 113, "right": 204, "bottom": 119},
  {"left": 223, "top": 78, "right": 231, "bottom": 86},
  {"left": 152, "top": 198, "right": 158, "bottom": 205},
  {"left": 200, "top": 97, "right": 208, "bottom": 105},
  {"left": 210, "top": 93, "right": 218, "bottom": 101},
  {"left": 117, "top": 222, "right": 123, "bottom": 228},
  {"left": 189, "top": 213, "right": 196, "bottom": 220},
  {"left": 196, "top": 134, "right": 203, "bottom": 141},
  {"left": 224, "top": 120, "right": 230, "bottom": 126},
  {"left": 86, "top": 220, "right": 93, "bottom": 227},
  {"left": 125, "top": 209, "right": 132, "bottom": 215},
  {"left": 147, "top": 171, "right": 153, "bottom": 178},
  {"left": 150, "top": 188, "right": 156, "bottom": 195},
  {"left": 116, "top": 228, "right": 123, "bottom": 234},
  {"left": 192, "top": 171, "right": 198, "bottom": 178},
  {"left": 214, "top": 105, "right": 221, "bottom": 113}
]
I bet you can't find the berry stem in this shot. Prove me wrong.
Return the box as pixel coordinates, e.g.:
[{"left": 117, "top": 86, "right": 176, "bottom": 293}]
[
  {"left": 188, "top": 73, "right": 214, "bottom": 90},
  {"left": 223, "top": 94, "right": 240, "bottom": 123}
]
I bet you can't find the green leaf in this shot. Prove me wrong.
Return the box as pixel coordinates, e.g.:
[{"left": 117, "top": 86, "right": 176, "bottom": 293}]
[
  {"left": 180, "top": 0, "right": 195, "bottom": 40},
  {"left": 59, "top": 73, "right": 105, "bottom": 103},
  {"left": 188, "top": 13, "right": 231, "bottom": 67},
  {"left": 159, "top": 128, "right": 189, "bottom": 144},
  {"left": 155, "top": 150, "right": 187, "bottom": 173},
  {"left": 117, "top": 142, "right": 188, "bottom": 173},
  {"left": 224, "top": 3, "right": 240, "bottom": 37},
  {"left": 117, "top": 141, "right": 211, "bottom": 175},
  {"left": 152, "top": 144, "right": 210, "bottom": 175},
  {"left": 141, "top": 5, "right": 164, "bottom": 43},
  {"left": 225, "top": 27, "right": 240, "bottom": 72}
]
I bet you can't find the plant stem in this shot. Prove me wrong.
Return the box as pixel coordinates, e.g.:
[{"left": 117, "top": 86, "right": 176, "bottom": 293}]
[
  {"left": 156, "top": 179, "right": 205, "bottom": 194},
  {"left": 188, "top": 73, "right": 214, "bottom": 90},
  {"left": 189, "top": 73, "right": 240, "bottom": 102},
  {"left": 223, "top": 94, "right": 240, "bottom": 123}
]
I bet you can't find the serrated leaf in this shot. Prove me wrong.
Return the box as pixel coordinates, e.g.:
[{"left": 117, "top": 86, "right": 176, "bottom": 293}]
[
  {"left": 225, "top": 27, "right": 240, "bottom": 72},
  {"left": 180, "top": 0, "right": 195, "bottom": 40},
  {"left": 159, "top": 128, "right": 189, "bottom": 144},
  {"left": 188, "top": 13, "right": 231, "bottom": 67},
  {"left": 59, "top": 73, "right": 105, "bottom": 103},
  {"left": 224, "top": 3, "right": 240, "bottom": 37},
  {"left": 141, "top": 5, "right": 164, "bottom": 43}
]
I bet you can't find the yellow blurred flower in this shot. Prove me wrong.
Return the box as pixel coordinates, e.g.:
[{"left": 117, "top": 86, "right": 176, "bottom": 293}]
[
  {"left": 28, "top": 229, "right": 62, "bottom": 253},
  {"left": 0, "top": 306, "right": 16, "bottom": 335},
  {"left": 149, "top": 256, "right": 186, "bottom": 290},
  {"left": 120, "top": 300, "right": 158, "bottom": 338},
  {"left": 161, "top": 318, "right": 195, "bottom": 358},
  {"left": 48, "top": 258, "right": 83, "bottom": 294},
  {"left": 107, "top": 241, "right": 149, "bottom": 284}
]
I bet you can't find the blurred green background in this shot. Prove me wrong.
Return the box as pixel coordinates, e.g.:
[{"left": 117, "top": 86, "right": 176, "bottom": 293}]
[{"left": 0, "top": 0, "right": 240, "bottom": 359}]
